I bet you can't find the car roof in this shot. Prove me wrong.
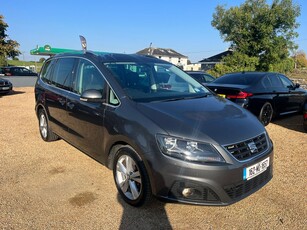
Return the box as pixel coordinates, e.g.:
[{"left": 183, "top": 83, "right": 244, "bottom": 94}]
[
  {"left": 222, "top": 71, "right": 273, "bottom": 78},
  {"left": 186, "top": 71, "right": 207, "bottom": 74},
  {"left": 51, "top": 52, "right": 170, "bottom": 65}
]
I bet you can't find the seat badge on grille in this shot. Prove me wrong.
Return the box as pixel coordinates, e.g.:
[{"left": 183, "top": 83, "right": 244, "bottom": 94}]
[{"left": 248, "top": 142, "right": 258, "bottom": 153}]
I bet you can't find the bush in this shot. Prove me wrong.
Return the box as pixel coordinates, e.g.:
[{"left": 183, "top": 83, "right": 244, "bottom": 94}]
[{"left": 0, "top": 56, "right": 7, "bottom": 66}]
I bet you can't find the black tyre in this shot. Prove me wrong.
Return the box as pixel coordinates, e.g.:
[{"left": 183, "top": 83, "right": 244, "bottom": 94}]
[
  {"left": 259, "top": 102, "right": 273, "bottom": 126},
  {"left": 113, "top": 146, "right": 152, "bottom": 207},
  {"left": 38, "top": 109, "right": 58, "bottom": 142}
]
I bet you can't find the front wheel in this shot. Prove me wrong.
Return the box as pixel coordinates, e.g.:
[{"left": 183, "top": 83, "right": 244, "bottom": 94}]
[
  {"left": 38, "top": 109, "right": 58, "bottom": 142},
  {"left": 259, "top": 102, "right": 273, "bottom": 126},
  {"left": 113, "top": 146, "right": 152, "bottom": 207}
]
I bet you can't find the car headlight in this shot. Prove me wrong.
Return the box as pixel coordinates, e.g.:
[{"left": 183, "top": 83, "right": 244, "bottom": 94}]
[{"left": 156, "top": 134, "right": 225, "bottom": 163}]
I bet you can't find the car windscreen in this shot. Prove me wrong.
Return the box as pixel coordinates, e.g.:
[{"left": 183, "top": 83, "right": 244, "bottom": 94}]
[
  {"left": 214, "top": 73, "right": 259, "bottom": 85},
  {"left": 104, "top": 62, "right": 210, "bottom": 102}
]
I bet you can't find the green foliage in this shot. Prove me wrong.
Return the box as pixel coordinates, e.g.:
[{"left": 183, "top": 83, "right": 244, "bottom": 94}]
[
  {"left": 0, "top": 15, "right": 21, "bottom": 61},
  {"left": 269, "top": 58, "right": 295, "bottom": 73},
  {"left": 208, "top": 51, "right": 259, "bottom": 76},
  {"left": 39, "top": 57, "right": 46, "bottom": 63},
  {"left": 294, "top": 51, "right": 307, "bottom": 68},
  {"left": 212, "top": 0, "right": 301, "bottom": 71},
  {"left": 0, "top": 55, "right": 7, "bottom": 66}
]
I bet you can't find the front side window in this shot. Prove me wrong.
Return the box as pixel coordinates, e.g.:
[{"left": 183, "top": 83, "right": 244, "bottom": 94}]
[
  {"left": 74, "top": 59, "right": 105, "bottom": 95},
  {"left": 104, "top": 62, "right": 209, "bottom": 102},
  {"left": 279, "top": 74, "right": 294, "bottom": 89}
]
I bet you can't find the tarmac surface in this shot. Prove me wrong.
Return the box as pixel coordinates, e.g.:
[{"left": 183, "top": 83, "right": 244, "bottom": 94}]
[
  {"left": 0, "top": 87, "right": 306, "bottom": 229},
  {"left": 2, "top": 75, "right": 37, "bottom": 87}
]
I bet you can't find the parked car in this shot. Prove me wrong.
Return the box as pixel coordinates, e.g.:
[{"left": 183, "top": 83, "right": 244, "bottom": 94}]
[
  {"left": 3, "top": 66, "right": 38, "bottom": 76},
  {"left": 186, "top": 71, "right": 215, "bottom": 85},
  {"left": 303, "top": 102, "right": 307, "bottom": 131},
  {"left": 0, "top": 67, "right": 5, "bottom": 76},
  {"left": 207, "top": 72, "right": 307, "bottom": 126},
  {"left": 0, "top": 77, "right": 13, "bottom": 94},
  {"left": 35, "top": 49, "right": 273, "bottom": 207}
]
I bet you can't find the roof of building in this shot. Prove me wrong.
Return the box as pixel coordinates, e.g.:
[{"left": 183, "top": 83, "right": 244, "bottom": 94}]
[
  {"left": 137, "top": 47, "right": 187, "bottom": 58},
  {"left": 199, "top": 50, "right": 233, "bottom": 63}
]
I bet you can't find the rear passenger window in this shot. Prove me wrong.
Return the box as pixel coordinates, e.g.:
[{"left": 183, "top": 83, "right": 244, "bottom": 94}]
[
  {"left": 270, "top": 75, "right": 283, "bottom": 88},
  {"left": 262, "top": 76, "right": 272, "bottom": 88},
  {"left": 41, "top": 60, "right": 55, "bottom": 83},
  {"left": 52, "top": 58, "right": 75, "bottom": 90}
]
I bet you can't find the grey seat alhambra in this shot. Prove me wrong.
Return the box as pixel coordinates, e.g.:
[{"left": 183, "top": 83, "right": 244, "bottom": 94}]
[{"left": 35, "top": 42, "right": 273, "bottom": 207}]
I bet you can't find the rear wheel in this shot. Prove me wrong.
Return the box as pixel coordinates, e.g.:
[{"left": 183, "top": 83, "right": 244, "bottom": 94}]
[
  {"left": 38, "top": 109, "right": 58, "bottom": 141},
  {"left": 113, "top": 146, "right": 152, "bottom": 207},
  {"left": 259, "top": 102, "right": 273, "bottom": 126}
]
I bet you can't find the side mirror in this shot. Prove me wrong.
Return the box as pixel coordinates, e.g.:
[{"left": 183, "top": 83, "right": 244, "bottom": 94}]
[
  {"left": 295, "top": 83, "right": 300, "bottom": 89},
  {"left": 80, "top": 89, "right": 104, "bottom": 103}
]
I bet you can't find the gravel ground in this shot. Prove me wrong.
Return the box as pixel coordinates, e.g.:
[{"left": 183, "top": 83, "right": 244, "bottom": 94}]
[{"left": 0, "top": 87, "right": 306, "bottom": 230}]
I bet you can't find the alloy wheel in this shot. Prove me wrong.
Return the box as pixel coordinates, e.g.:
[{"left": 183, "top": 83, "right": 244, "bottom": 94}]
[
  {"left": 115, "top": 155, "right": 142, "bottom": 200},
  {"left": 39, "top": 113, "right": 48, "bottom": 139}
]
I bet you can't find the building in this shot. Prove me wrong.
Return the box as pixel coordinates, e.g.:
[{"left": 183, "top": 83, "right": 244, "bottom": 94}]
[
  {"left": 198, "top": 49, "right": 233, "bottom": 71},
  {"left": 183, "top": 63, "right": 202, "bottom": 71},
  {"left": 137, "top": 47, "right": 188, "bottom": 68}
]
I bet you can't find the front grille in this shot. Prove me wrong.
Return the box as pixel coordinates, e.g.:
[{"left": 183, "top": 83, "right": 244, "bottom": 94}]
[
  {"left": 224, "top": 166, "right": 272, "bottom": 200},
  {"left": 0, "top": 81, "right": 8, "bottom": 86},
  {"left": 224, "top": 133, "right": 268, "bottom": 161}
]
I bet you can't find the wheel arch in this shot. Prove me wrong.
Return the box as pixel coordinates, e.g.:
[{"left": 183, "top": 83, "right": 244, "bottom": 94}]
[{"left": 106, "top": 141, "right": 156, "bottom": 195}]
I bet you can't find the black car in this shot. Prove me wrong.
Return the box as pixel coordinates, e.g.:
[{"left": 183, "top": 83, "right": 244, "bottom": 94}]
[
  {"left": 207, "top": 72, "right": 307, "bottom": 126},
  {"left": 35, "top": 43, "right": 273, "bottom": 207},
  {"left": 186, "top": 71, "right": 215, "bottom": 85},
  {"left": 0, "top": 67, "right": 5, "bottom": 76},
  {"left": 0, "top": 77, "right": 13, "bottom": 94},
  {"left": 3, "top": 66, "right": 38, "bottom": 76}
]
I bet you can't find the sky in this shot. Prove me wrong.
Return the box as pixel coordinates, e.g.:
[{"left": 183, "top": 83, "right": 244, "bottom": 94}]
[{"left": 1, "top": 0, "right": 307, "bottom": 63}]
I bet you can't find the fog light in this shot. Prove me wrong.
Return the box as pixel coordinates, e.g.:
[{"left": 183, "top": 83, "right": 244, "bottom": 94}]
[{"left": 182, "top": 188, "right": 195, "bottom": 197}]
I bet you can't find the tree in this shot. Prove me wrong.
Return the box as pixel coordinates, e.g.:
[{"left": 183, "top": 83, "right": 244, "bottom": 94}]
[
  {"left": 211, "top": 0, "right": 300, "bottom": 72},
  {"left": 293, "top": 50, "right": 307, "bottom": 68},
  {"left": 39, "top": 57, "right": 46, "bottom": 63},
  {"left": 208, "top": 52, "right": 259, "bottom": 76},
  {"left": 0, "top": 15, "right": 21, "bottom": 66}
]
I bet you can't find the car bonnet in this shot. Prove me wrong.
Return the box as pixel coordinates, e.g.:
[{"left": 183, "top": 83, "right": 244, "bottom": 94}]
[{"left": 137, "top": 95, "right": 265, "bottom": 146}]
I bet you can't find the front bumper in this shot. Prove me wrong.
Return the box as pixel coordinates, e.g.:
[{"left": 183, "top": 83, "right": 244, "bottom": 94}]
[
  {"left": 0, "top": 85, "right": 12, "bottom": 93},
  {"left": 150, "top": 147, "right": 273, "bottom": 206}
]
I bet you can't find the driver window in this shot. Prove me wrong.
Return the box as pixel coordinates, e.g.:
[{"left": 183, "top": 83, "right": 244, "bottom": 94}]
[
  {"left": 278, "top": 74, "right": 293, "bottom": 89},
  {"left": 74, "top": 59, "right": 105, "bottom": 95}
]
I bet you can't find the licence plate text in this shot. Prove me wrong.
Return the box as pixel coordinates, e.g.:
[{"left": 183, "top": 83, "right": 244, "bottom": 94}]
[{"left": 243, "top": 157, "right": 269, "bottom": 180}]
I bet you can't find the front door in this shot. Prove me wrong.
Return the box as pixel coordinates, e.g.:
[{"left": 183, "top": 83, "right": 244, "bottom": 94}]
[{"left": 65, "top": 58, "right": 106, "bottom": 158}]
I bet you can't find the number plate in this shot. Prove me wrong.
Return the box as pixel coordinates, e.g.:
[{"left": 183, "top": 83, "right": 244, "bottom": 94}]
[
  {"left": 1, "top": 87, "right": 9, "bottom": 90},
  {"left": 243, "top": 157, "right": 269, "bottom": 180},
  {"left": 218, "top": 94, "right": 226, "bottom": 98}
]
